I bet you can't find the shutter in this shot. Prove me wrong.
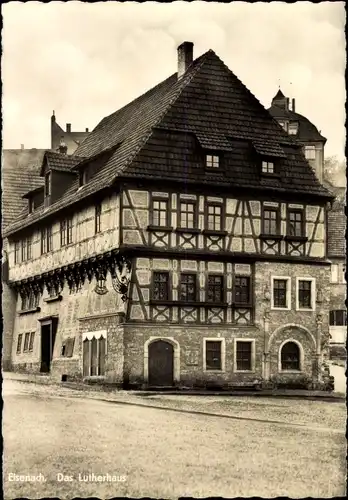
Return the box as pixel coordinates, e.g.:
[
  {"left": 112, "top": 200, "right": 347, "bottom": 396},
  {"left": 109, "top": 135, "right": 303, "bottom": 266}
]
[
  {"left": 83, "top": 339, "right": 90, "bottom": 376},
  {"left": 91, "top": 337, "right": 98, "bottom": 375},
  {"left": 98, "top": 337, "right": 106, "bottom": 376}
]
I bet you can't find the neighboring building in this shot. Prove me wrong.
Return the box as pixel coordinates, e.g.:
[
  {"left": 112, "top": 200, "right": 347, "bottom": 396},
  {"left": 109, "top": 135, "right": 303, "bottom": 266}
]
[
  {"left": 2, "top": 115, "right": 90, "bottom": 369},
  {"left": 268, "top": 90, "right": 346, "bottom": 354},
  {"left": 3, "top": 42, "right": 335, "bottom": 389}
]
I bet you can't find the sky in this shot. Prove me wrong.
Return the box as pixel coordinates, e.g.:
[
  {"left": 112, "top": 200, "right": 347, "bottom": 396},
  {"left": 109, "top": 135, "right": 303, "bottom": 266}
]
[{"left": 2, "top": 1, "right": 346, "bottom": 160}]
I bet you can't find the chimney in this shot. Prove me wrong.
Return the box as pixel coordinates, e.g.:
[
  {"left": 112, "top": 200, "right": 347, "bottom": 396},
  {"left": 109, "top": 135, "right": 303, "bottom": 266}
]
[
  {"left": 292, "top": 98, "right": 295, "bottom": 112},
  {"left": 177, "top": 42, "right": 194, "bottom": 79},
  {"left": 286, "top": 98, "right": 289, "bottom": 111},
  {"left": 58, "top": 137, "right": 68, "bottom": 155},
  {"left": 66, "top": 123, "right": 71, "bottom": 133},
  {"left": 85, "top": 128, "right": 89, "bottom": 132}
]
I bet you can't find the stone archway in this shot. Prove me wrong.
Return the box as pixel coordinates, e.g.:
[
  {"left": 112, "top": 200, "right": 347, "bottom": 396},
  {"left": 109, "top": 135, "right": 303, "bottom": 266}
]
[{"left": 144, "top": 337, "right": 180, "bottom": 387}]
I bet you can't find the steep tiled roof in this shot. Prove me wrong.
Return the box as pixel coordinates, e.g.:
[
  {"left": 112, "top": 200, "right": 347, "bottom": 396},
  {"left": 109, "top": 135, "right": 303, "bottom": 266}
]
[
  {"left": 324, "top": 181, "right": 346, "bottom": 258},
  {"left": 267, "top": 105, "right": 327, "bottom": 143},
  {"left": 4, "top": 49, "right": 333, "bottom": 237},
  {"left": 42, "top": 151, "right": 86, "bottom": 174},
  {"left": 2, "top": 149, "right": 45, "bottom": 229}
]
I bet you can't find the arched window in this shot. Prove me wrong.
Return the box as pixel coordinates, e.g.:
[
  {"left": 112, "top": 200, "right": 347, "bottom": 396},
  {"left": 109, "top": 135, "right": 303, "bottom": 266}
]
[{"left": 281, "top": 341, "right": 300, "bottom": 371}]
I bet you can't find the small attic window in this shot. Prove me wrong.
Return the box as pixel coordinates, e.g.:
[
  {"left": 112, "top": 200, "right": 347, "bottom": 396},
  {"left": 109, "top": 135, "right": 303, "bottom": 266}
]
[
  {"left": 262, "top": 161, "right": 275, "bottom": 174},
  {"left": 288, "top": 122, "right": 298, "bottom": 135},
  {"left": 278, "top": 121, "right": 288, "bottom": 132},
  {"left": 28, "top": 198, "right": 33, "bottom": 214},
  {"left": 79, "top": 169, "right": 86, "bottom": 187},
  {"left": 45, "top": 172, "right": 51, "bottom": 197},
  {"left": 206, "top": 154, "right": 220, "bottom": 169}
]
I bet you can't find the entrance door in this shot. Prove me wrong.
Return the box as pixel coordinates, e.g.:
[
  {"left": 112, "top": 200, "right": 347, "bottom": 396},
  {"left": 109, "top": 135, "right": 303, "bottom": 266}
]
[
  {"left": 40, "top": 319, "right": 57, "bottom": 373},
  {"left": 148, "top": 340, "right": 174, "bottom": 387}
]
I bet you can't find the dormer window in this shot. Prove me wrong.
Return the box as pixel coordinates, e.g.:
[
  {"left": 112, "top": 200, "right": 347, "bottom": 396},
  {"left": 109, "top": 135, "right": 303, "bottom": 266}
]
[
  {"left": 278, "top": 121, "right": 288, "bottom": 132},
  {"left": 28, "top": 198, "right": 33, "bottom": 214},
  {"left": 288, "top": 122, "right": 298, "bottom": 135},
  {"left": 79, "top": 169, "right": 87, "bottom": 187},
  {"left": 262, "top": 161, "right": 274, "bottom": 174},
  {"left": 45, "top": 172, "right": 51, "bottom": 197},
  {"left": 206, "top": 154, "right": 220, "bottom": 168}
]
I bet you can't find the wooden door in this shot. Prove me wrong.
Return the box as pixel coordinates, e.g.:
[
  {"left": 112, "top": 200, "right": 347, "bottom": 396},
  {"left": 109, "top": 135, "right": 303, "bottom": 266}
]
[{"left": 148, "top": 341, "right": 174, "bottom": 387}]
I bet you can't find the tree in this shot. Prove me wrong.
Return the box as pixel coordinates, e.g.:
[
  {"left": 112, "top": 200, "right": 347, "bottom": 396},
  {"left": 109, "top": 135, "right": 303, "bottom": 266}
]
[{"left": 324, "top": 156, "right": 346, "bottom": 187}]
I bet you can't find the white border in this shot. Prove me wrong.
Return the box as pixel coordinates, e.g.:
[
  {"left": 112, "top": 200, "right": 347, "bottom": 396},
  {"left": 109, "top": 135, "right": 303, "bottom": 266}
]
[
  {"left": 278, "top": 338, "right": 304, "bottom": 373},
  {"left": 271, "top": 276, "right": 291, "bottom": 310},
  {"left": 203, "top": 337, "right": 225, "bottom": 372},
  {"left": 295, "top": 277, "right": 316, "bottom": 311},
  {"left": 233, "top": 338, "right": 256, "bottom": 373}
]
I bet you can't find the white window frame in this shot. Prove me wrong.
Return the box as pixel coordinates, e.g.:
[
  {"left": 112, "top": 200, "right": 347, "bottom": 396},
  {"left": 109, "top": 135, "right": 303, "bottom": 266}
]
[
  {"left": 288, "top": 122, "right": 298, "bottom": 135},
  {"left": 206, "top": 154, "right": 220, "bottom": 168},
  {"left": 203, "top": 337, "right": 225, "bottom": 372},
  {"left": 304, "top": 145, "right": 316, "bottom": 160},
  {"left": 278, "top": 339, "right": 304, "bottom": 373},
  {"left": 278, "top": 121, "right": 288, "bottom": 132},
  {"left": 330, "top": 264, "right": 339, "bottom": 283},
  {"left": 233, "top": 338, "right": 256, "bottom": 373},
  {"left": 296, "top": 277, "right": 316, "bottom": 311},
  {"left": 262, "top": 161, "right": 274, "bottom": 174},
  {"left": 271, "top": 276, "right": 291, "bottom": 310}
]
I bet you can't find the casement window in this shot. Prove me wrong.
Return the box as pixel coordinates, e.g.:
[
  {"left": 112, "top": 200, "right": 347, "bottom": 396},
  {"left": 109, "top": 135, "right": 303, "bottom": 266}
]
[
  {"left": 152, "top": 272, "right": 170, "bottom": 301},
  {"left": 288, "top": 122, "right": 298, "bottom": 135},
  {"left": 272, "top": 277, "right": 291, "bottom": 309},
  {"left": 152, "top": 199, "right": 168, "bottom": 227},
  {"left": 296, "top": 278, "right": 315, "bottom": 310},
  {"left": 29, "top": 332, "right": 35, "bottom": 352},
  {"left": 17, "top": 334, "right": 23, "bottom": 354},
  {"left": 261, "top": 161, "right": 274, "bottom": 174},
  {"left": 207, "top": 275, "right": 224, "bottom": 303},
  {"left": 304, "top": 146, "right": 316, "bottom": 160},
  {"left": 14, "top": 242, "right": 21, "bottom": 264},
  {"left": 179, "top": 273, "right": 197, "bottom": 302},
  {"left": 179, "top": 202, "right": 196, "bottom": 229},
  {"left": 262, "top": 207, "right": 279, "bottom": 235},
  {"left": 21, "top": 237, "right": 32, "bottom": 262},
  {"left": 45, "top": 172, "right": 51, "bottom": 197},
  {"left": 206, "top": 154, "right": 220, "bottom": 169},
  {"left": 41, "top": 226, "right": 52, "bottom": 254},
  {"left": 23, "top": 332, "right": 30, "bottom": 352},
  {"left": 281, "top": 341, "right": 301, "bottom": 371},
  {"left": 204, "top": 339, "right": 224, "bottom": 371},
  {"left": 235, "top": 340, "right": 254, "bottom": 372},
  {"left": 206, "top": 204, "right": 222, "bottom": 231},
  {"left": 233, "top": 276, "right": 251, "bottom": 306},
  {"left": 288, "top": 210, "right": 304, "bottom": 237},
  {"left": 61, "top": 338, "right": 75, "bottom": 357},
  {"left": 95, "top": 204, "right": 101, "bottom": 234},
  {"left": 83, "top": 336, "right": 106, "bottom": 377},
  {"left": 329, "top": 310, "right": 347, "bottom": 326},
  {"left": 60, "top": 218, "right": 73, "bottom": 246}
]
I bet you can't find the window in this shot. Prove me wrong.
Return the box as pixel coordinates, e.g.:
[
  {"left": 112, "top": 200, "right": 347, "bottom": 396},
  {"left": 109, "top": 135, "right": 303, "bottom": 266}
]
[
  {"left": 21, "top": 237, "right": 32, "bottom": 262},
  {"left": 206, "top": 155, "right": 220, "bottom": 168},
  {"left": 207, "top": 204, "right": 222, "bottom": 231},
  {"left": 28, "top": 199, "right": 33, "bottom": 214},
  {"left": 233, "top": 276, "right": 251, "bottom": 305},
  {"left": 14, "top": 242, "right": 20, "bottom": 264},
  {"left": 152, "top": 199, "right": 168, "bottom": 227},
  {"left": 304, "top": 146, "right": 316, "bottom": 160},
  {"left": 23, "top": 332, "right": 30, "bottom": 352},
  {"left": 45, "top": 172, "right": 51, "bottom": 197},
  {"left": 95, "top": 204, "right": 101, "bottom": 234},
  {"left": 60, "top": 218, "right": 73, "bottom": 246},
  {"left": 331, "top": 264, "right": 339, "bottom": 283},
  {"left": 235, "top": 341, "right": 254, "bottom": 371},
  {"left": 262, "top": 208, "right": 279, "bottom": 235},
  {"left": 281, "top": 342, "right": 300, "bottom": 371},
  {"left": 272, "top": 277, "right": 290, "bottom": 309},
  {"left": 179, "top": 274, "right": 197, "bottom": 302},
  {"left": 179, "top": 202, "right": 196, "bottom": 229},
  {"left": 83, "top": 336, "right": 106, "bottom": 376},
  {"left": 27, "top": 291, "right": 39, "bottom": 310},
  {"left": 278, "top": 121, "right": 287, "bottom": 131},
  {"left": 207, "top": 275, "right": 224, "bottom": 303},
  {"left": 288, "top": 210, "right": 304, "bottom": 237},
  {"left": 153, "top": 272, "right": 170, "bottom": 301},
  {"left": 41, "top": 226, "right": 52, "bottom": 254},
  {"left": 297, "top": 278, "right": 315, "bottom": 310},
  {"left": 288, "top": 122, "right": 298, "bottom": 135},
  {"left": 62, "top": 338, "right": 75, "bottom": 357},
  {"left": 329, "top": 310, "right": 347, "bottom": 326},
  {"left": 262, "top": 161, "right": 274, "bottom": 174},
  {"left": 21, "top": 295, "right": 28, "bottom": 311},
  {"left": 17, "top": 334, "right": 23, "bottom": 354},
  {"left": 205, "top": 340, "right": 223, "bottom": 371},
  {"left": 29, "top": 332, "right": 35, "bottom": 352}
]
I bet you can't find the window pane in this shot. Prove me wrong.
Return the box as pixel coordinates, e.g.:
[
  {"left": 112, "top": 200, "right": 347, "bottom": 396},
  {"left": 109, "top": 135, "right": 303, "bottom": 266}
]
[
  {"left": 273, "top": 279, "right": 287, "bottom": 307},
  {"left": 234, "top": 276, "right": 250, "bottom": 304},
  {"left": 206, "top": 341, "right": 222, "bottom": 370},
  {"left": 29, "top": 332, "right": 35, "bottom": 351},
  {"left": 281, "top": 342, "right": 300, "bottom": 370},
  {"left": 236, "top": 341, "right": 252, "bottom": 370},
  {"left": 180, "top": 274, "right": 196, "bottom": 301},
  {"left": 299, "top": 280, "right": 312, "bottom": 308},
  {"left": 17, "top": 334, "right": 23, "bottom": 353},
  {"left": 207, "top": 275, "right": 223, "bottom": 303},
  {"left": 153, "top": 272, "right": 169, "bottom": 300}
]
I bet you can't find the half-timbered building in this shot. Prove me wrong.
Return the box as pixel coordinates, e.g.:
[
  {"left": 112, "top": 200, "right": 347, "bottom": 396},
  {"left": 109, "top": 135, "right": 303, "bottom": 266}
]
[{"left": 3, "top": 42, "right": 335, "bottom": 389}]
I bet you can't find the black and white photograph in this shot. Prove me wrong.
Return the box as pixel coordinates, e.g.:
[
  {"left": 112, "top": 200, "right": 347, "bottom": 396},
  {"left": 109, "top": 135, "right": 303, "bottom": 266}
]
[{"left": 2, "top": 1, "right": 346, "bottom": 498}]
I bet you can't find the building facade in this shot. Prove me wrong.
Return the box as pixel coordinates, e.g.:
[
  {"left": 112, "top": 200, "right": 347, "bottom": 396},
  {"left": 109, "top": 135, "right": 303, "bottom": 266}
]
[
  {"left": 3, "top": 43, "right": 335, "bottom": 389},
  {"left": 268, "top": 90, "right": 346, "bottom": 353}
]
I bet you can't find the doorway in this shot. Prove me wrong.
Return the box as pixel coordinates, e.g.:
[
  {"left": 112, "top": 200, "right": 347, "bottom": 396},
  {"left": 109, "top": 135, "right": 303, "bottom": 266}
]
[
  {"left": 40, "top": 319, "right": 57, "bottom": 373},
  {"left": 148, "top": 340, "right": 174, "bottom": 387}
]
